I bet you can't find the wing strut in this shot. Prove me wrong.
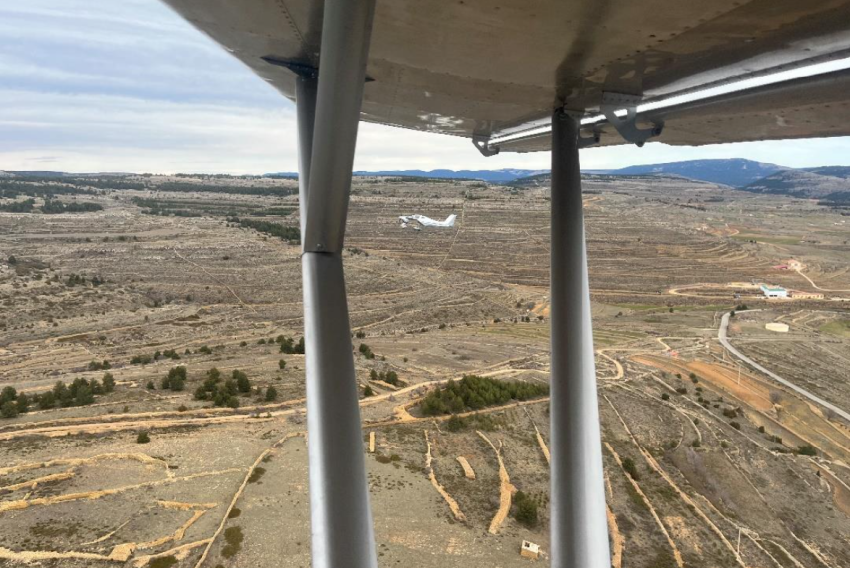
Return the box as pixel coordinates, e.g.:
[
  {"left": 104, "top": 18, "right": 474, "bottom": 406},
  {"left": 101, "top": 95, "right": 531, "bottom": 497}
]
[
  {"left": 295, "top": 0, "right": 378, "bottom": 566},
  {"left": 549, "top": 109, "right": 611, "bottom": 568}
]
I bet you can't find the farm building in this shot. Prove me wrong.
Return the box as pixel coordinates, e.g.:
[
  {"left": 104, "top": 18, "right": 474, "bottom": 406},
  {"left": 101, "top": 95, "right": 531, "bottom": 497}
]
[
  {"left": 520, "top": 540, "right": 540, "bottom": 560},
  {"left": 760, "top": 284, "right": 788, "bottom": 299},
  {"left": 790, "top": 290, "right": 824, "bottom": 299}
]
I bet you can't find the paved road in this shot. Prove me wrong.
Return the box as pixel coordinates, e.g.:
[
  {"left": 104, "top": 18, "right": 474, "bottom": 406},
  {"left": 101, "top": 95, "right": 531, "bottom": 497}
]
[{"left": 718, "top": 311, "right": 850, "bottom": 423}]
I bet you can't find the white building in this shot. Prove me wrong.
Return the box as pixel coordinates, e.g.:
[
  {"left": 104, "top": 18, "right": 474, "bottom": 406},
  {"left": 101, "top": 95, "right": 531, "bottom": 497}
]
[{"left": 760, "top": 284, "right": 788, "bottom": 299}]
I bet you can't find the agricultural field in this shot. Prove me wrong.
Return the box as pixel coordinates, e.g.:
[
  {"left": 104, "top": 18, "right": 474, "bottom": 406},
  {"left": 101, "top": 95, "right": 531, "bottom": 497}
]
[{"left": 0, "top": 173, "right": 848, "bottom": 567}]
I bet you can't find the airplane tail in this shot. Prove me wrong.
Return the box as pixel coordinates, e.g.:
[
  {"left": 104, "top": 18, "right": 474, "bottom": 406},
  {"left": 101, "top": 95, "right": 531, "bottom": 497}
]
[{"left": 444, "top": 214, "right": 457, "bottom": 227}]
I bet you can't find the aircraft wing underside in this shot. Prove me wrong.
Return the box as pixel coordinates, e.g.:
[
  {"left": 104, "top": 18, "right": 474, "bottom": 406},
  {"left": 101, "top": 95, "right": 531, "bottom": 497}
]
[{"left": 160, "top": 0, "right": 850, "bottom": 151}]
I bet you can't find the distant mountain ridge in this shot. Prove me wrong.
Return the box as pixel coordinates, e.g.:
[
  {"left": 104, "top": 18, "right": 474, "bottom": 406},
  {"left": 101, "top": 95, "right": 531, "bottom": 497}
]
[
  {"left": 5, "top": 161, "right": 850, "bottom": 201},
  {"left": 264, "top": 169, "right": 547, "bottom": 182},
  {"left": 609, "top": 159, "right": 787, "bottom": 188},
  {"left": 352, "top": 168, "right": 549, "bottom": 182},
  {"left": 270, "top": 159, "right": 787, "bottom": 187}
]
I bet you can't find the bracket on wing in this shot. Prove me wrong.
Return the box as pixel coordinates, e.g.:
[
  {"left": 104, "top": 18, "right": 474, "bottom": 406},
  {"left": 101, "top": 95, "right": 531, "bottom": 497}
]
[
  {"left": 578, "top": 126, "right": 601, "bottom": 149},
  {"left": 601, "top": 92, "right": 663, "bottom": 147},
  {"left": 261, "top": 55, "right": 375, "bottom": 82},
  {"left": 562, "top": 109, "right": 601, "bottom": 149},
  {"left": 472, "top": 134, "right": 500, "bottom": 157}
]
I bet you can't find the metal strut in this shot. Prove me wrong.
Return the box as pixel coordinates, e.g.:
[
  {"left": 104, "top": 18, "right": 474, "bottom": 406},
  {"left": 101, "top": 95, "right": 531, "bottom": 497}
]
[
  {"left": 295, "top": 0, "right": 378, "bottom": 567},
  {"left": 549, "top": 108, "right": 611, "bottom": 568},
  {"left": 601, "top": 91, "right": 663, "bottom": 147}
]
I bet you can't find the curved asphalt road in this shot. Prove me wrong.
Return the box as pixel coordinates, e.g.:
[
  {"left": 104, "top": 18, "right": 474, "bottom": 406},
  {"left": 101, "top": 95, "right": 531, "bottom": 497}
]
[{"left": 718, "top": 311, "right": 850, "bottom": 423}]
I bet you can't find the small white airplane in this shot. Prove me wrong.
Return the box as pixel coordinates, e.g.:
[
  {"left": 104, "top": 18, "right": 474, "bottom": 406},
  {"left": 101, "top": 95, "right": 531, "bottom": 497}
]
[{"left": 398, "top": 213, "right": 457, "bottom": 228}]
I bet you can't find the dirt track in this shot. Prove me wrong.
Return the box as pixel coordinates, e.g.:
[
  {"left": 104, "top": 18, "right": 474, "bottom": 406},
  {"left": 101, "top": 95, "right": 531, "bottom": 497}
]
[{"left": 476, "top": 431, "right": 515, "bottom": 535}]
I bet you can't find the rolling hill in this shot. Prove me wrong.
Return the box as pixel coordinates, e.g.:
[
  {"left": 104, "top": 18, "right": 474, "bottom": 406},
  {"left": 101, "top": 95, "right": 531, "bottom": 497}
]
[
  {"left": 742, "top": 169, "right": 850, "bottom": 200},
  {"left": 609, "top": 158, "right": 786, "bottom": 188}
]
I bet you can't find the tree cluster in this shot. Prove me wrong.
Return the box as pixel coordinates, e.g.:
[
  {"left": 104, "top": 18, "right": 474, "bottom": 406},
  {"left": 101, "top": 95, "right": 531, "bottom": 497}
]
[
  {"left": 369, "top": 369, "right": 400, "bottom": 386},
  {"left": 231, "top": 217, "right": 301, "bottom": 244},
  {"left": 279, "top": 336, "right": 305, "bottom": 354},
  {"left": 419, "top": 375, "right": 549, "bottom": 416},
  {"left": 130, "top": 349, "right": 180, "bottom": 365},
  {"left": 66, "top": 274, "right": 87, "bottom": 287},
  {"left": 42, "top": 200, "right": 103, "bottom": 214},
  {"left": 87, "top": 360, "right": 111, "bottom": 371},
  {"left": 160, "top": 181, "right": 297, "bottom": 197},
  {"left": 161, "top": 366, "right": 187, "bottom": 391},
  {"left": 1, "top": 374, "right": 116, "bottom": 417},
  {"left": 1, "top": 387, "right": 27, "bottom": 418},
  {"left": 0, "top": 199, "right": 35, "bottom": 213},
  {"left": 193, "top": 368, "right": 251, "bottom": 408}
]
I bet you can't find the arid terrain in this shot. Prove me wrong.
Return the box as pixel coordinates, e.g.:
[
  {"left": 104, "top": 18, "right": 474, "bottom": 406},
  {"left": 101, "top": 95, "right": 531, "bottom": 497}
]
[{"left": 1, "top": 172, "right": 849, "bottom": 568}]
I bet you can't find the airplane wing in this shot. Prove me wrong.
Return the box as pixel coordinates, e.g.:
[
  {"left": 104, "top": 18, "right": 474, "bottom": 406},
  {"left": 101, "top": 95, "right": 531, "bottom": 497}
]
[{"left": 159, "top": 0, "right": 850, "bottom": 150}]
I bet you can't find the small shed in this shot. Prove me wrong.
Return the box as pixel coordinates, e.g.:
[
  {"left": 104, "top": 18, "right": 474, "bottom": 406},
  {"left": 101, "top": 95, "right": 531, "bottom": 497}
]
[{"left": 520, "top": 540, "right": 540, "bottom": 560}]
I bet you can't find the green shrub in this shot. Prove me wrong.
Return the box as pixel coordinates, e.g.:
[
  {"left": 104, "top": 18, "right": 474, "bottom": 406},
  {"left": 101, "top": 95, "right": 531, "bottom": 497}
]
[
  {"left": 137, "top": 431, "right": 150, "bottom": 444},
  {"left": 796, "top": 445, "right": 817, "bottom": 456},
  {"left": 661, "top": 393, "right": 670, "bottom": 401},
  {"left": 16, "top": 393, "right": 29, "bottom": 413},
  {"left": 38, "top": 391, "right": 56, "bottom": 409},
  {"left": 248, "top": 467, "right": 266, "bottom": 483},
  {"left": 233, "top": 370, "right": 251, "bottom": 393},
  {"left": 363, "top": 385, "right": 374, "bottom": 397},
  {"left": 221, "top": 526, "right": 244, "bottom": 559},
  {"left": 265, "top": 386, "right": 278, "bottom": 401},
  {"left": 446, "top": 414, "right": 467, "bottom": 432},
  {"left": 513, "top": 491, "right": 538, "bottom": 527},
  {"left": 358, "top": 343, "right": 375, "bottom": 359},
  {"left": 622, "top": 457, "right": 640, "bottom": 480},
  {"left": 149, "top": 556, "right": 177, "bottom": 568},
  {"left": 1, "top": 401, "right": 18, "bottom": 419},
  {"left": 1, "top": 386, "right": 17, "bottom": 405}
]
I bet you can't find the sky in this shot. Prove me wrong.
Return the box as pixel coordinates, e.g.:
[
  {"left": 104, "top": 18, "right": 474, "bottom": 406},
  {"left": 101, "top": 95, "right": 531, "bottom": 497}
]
[{"left": 4, "top": 0, "right": 850, "bottom": 175}]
